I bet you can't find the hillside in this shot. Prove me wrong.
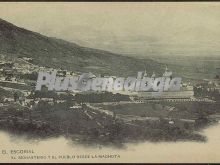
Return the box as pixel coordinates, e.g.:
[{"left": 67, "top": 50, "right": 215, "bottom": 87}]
[{"left": 0, "top": 18, "right": 165, "bottom": 77}]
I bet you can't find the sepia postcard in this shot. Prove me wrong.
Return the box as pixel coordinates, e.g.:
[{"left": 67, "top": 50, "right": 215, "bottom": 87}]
[{"left": 0, "top": 2, "right": 220, "bottom": 163}]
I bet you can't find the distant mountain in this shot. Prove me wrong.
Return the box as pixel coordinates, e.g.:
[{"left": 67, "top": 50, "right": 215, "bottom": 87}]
[{"left": 0, "top": 18, "right": 165, "bottom": 76}]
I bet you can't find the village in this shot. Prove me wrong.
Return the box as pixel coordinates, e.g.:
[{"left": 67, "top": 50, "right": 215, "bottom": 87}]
[{"left": 0, "top": 54, "right": 220, "bottom": 145}]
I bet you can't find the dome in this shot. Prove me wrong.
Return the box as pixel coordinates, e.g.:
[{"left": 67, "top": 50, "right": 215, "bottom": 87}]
[
  {"left": 163, "top": 66, "right": 172, "bottom": 77},
  {"left": 151, "top": 72, "right": 156, "bottom": 78}
]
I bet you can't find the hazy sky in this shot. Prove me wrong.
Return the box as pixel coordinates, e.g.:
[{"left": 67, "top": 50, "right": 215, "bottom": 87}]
[{"left": 0, "top": 2, "right": 220, "bottom": 57}]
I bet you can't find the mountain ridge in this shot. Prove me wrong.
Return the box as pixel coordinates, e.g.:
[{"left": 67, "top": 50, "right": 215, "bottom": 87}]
[{"left": 0, "top": 18, "right": 165, "bottom": 76}]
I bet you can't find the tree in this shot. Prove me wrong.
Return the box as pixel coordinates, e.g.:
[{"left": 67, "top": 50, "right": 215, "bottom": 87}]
[{"left": 13, "top": 92, "right": 19, "bottom": 102}]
